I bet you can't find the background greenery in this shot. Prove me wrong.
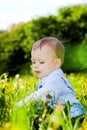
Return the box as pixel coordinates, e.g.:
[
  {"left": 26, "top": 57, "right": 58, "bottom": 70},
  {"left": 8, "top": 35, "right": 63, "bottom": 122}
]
[{"left": 0, "top": 4, "right": 87, "bottom": 75}]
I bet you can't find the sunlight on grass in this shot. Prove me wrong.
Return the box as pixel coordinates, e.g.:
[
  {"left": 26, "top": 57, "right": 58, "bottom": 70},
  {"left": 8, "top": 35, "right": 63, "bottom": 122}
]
[{"left": 0, "top": 72, "right": 87, "bottom": 130}]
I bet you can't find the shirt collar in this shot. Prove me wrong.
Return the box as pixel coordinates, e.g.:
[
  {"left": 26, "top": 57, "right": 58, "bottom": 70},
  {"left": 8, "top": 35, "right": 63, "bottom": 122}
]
[
  {"left": 38, "top": 68, "right": 64, "bottom": 89},
  {"left": 41, "top": 68, "right": 64, "bottom": 83}
]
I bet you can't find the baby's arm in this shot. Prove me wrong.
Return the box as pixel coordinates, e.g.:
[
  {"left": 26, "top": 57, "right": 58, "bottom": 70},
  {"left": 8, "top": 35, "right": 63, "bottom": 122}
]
[
  {"left": 15, "top": 92, "right": 36, "bottom": 106},
  {"left": 15, "top": 86, "right": 49, "bottom": 106}
]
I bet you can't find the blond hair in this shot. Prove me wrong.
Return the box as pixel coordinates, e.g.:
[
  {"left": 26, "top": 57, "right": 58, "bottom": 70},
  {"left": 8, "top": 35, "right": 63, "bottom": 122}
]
[{"left": 32, "top": 37, "right": 65, "bottom": 66}]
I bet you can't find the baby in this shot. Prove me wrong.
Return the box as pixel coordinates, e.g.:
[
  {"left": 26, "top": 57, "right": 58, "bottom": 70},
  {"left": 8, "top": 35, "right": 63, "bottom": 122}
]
[{"left": 16, "top": 37, "right": 86, "bottom": 118}]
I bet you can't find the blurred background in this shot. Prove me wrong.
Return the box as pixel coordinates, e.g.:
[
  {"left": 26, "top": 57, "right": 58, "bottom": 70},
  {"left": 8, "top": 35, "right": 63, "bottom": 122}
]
[{"left": 0, "top": 0, "right": 87, "bottom": 76}]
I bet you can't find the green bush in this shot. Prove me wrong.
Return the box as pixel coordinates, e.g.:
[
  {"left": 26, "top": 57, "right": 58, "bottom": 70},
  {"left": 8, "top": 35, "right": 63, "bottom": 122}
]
[
  {"left": 0, "top": 5, "right": 87, "bottom": 75},
  {"left": 63, "top": 43, "right": 87, "bottom": 72}
]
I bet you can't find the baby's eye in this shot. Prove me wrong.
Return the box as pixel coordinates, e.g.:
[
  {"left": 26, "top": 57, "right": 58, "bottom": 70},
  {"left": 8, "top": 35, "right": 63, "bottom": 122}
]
[
  {"left": 32, "top": 61, "right": 36, "bottom": 64},
  {"left": 40, "top": 62, "right": 45, "bottom": 64}
]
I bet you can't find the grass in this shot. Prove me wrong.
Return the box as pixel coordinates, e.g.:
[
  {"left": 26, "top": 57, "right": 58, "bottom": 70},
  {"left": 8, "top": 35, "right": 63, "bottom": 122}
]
[{"left": 0, "top": 72, "right": 87, "bottom": 130}]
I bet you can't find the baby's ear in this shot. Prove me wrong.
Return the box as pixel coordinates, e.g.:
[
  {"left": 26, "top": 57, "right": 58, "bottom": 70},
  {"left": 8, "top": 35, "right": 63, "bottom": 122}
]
[{"left": 54, "top": 58, "right": 61, "bottom": 68}]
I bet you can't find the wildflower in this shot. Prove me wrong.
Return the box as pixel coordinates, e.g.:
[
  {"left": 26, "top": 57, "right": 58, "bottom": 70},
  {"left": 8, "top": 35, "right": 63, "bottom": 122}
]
[
  {"left": 47, "top": 128, "right": 53, "bottom": 130},
  {"left": 0, "top": 79, "right": 5, "bottom": 83},
  {"left": 48, "top": 104, "right": 63, "bottom": 130},
  {"left": 13, "top": 82, "right": 17, "bottom": 88},
  {"left": 56, "top": 103, "right": 63, "bottom": 113},
  {"left": 20, "top": 85, "right": 25, "bottom": 89},
  {"left": 15, "top": 74, "right": 20, "bottom": 79}
]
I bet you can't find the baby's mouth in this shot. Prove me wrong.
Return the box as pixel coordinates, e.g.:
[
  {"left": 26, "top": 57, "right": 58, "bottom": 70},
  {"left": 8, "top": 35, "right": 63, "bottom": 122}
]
[{"left": 35, "top": 71, "right": 41, "bottom": 75}]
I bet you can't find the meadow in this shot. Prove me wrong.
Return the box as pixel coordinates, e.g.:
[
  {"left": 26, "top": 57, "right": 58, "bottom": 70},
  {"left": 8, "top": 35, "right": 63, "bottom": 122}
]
[{"left": 0, "top": 72, "right": 87, "bottom": 130}]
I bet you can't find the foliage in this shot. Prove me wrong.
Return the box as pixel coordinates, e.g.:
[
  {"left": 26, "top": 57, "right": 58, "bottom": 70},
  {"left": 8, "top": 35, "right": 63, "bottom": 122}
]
[
  {"left": 62, "top": 43, "right": 87, "bottom": 72},
  {"left": 57, "top": 5, "right": 87, "bottom": 43},
  {"left": 0, "top": 5, "right": 87, "bottom": 75}
]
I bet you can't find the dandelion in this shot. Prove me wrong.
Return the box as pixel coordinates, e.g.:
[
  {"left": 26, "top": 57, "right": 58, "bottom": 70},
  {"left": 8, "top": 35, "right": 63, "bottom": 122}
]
[
  {"left": 20, "top": 85, "right": 25, "bottom": 89},
  {"left": 15, "top": 74, "right": 20, "bottom": 79},
  {"left": 0, "top": 79, "right": 5, "bottom": 83},
  {"left": 13, "top": 82, "right": 17, "bottom": 88}
]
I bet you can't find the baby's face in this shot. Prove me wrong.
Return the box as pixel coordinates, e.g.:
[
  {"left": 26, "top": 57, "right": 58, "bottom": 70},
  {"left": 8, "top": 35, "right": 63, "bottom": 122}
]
[{"left": 31, "top": 45, "right": 59, "bottom": 79}]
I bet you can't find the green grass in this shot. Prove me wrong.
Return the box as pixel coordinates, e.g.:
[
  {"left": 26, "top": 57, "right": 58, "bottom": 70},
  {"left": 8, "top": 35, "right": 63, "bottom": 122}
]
[{"left": 0, "top": 72, "right": 87, "bottom": 130}]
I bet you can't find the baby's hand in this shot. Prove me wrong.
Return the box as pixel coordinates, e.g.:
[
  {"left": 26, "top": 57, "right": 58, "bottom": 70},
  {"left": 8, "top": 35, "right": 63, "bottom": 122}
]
[{"left": 15, "top": 100, "right": 23, "bottom": 107}]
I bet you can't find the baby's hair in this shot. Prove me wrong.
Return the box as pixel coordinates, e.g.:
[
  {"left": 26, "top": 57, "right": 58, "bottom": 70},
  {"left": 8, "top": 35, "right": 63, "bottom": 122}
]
[{"left": 32, "top": 37, "right": 65, "bottom": 65}]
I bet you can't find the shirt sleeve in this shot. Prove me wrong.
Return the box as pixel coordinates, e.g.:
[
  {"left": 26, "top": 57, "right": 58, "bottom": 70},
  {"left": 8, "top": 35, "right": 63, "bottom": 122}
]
[{"left": 15, "top": 86, "right": 52, "bottom": 106}]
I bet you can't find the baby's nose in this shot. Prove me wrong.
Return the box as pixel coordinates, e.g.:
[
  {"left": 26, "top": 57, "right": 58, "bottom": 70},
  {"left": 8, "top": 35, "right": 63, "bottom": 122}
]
[{"left": 34, "top": 62, "right": 39, "bottom": 68}]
